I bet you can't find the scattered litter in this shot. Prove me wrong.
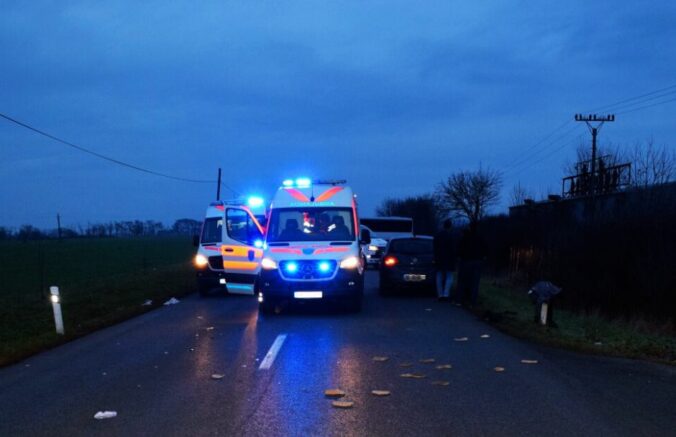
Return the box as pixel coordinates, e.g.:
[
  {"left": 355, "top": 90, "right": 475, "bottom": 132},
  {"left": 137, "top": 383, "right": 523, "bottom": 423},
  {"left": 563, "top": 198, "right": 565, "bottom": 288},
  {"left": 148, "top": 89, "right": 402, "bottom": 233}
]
[
  {"left": 137, "top": 384, "right": 141, "bottom": 388},
  {"left": 419, "top": 358, "right": 436, "bottom": 364},
  {"left": 332, "top": 401, "right": 354, "bottom": 409},
  {"left": 211, "top": 374, "right": 225, "bottom": 380},
  {"left": 372, "top": 356, "right": 389, "bottom": 362},
  {"left": 163, "top": 297, "right": 180, "bottom": 305},
  {"left": 24, "top": 364, "right": 30, "bottom": 368},
  {"left": 432, "top": 380, "right": 450, "bottom": 386},
  {"left": 399, "top": 362, "right": 413, "bottom": 367},
  {"left": 371, "top": 390, "right": 391, "bottom": 396},
  {"left": 594, "top": 341, "right": 603, "bottom": 346},
  {"left": 241, "top": 365, "right": 247, "bottom": 368},
  {"left": 435, "top": 364, "right": 452, "bottom": 370},
  {"left": 454, "top": 337, "right": 469, "bottom": 342},
  {"left": 94, "top": 411, "right": 117, "bottom": 420},
  {"left": 142, "top": 299, "right": 153, "bottom": 306},
  {"left": 153, "top": 365, "right": 158, "bottom": 369},
  {"left": 400, "top": 373, "right": 426, "bottom": 379},
  {"left": 494, "top": 367, "right": 505, "bottom": 372},
  {"left": 163, "top": 351, "right": 169, "bottom": 355},
  {"left": 521, "top": 359, "right": 538, "bottom": 364},
  {"left": 206, "top": 327, "right": 215, "bottom": 331},
  {"left": 255, "top": 358, "right": 260, "bottom": 361},
  {"left": 189, "top": 348, "right": 195, "bottom": 352},
  {"left": 425, "top": 308, "right": 432, "bottom": 312},
  {"left": 102, "top": 372, "right": 107, "bottom": 376},
  {"left": 324, "top": 389, "right": 346, "bottom": 398},
  {"left": 197, "top": 316, "right": 204, "bottom": 320},
  {"left": 480, "top": 334, "right": 490, "bottom": 339}
]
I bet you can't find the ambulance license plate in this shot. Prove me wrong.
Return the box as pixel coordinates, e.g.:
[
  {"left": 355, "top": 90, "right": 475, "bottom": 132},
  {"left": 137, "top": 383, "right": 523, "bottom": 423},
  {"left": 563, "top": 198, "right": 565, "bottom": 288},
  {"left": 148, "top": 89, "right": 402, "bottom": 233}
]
[
  {"left": 403, "top": 274, "right": 426, "bottom": 282},
  {"left": 294, "top": 291, "right": 323, "bottom": 299}
]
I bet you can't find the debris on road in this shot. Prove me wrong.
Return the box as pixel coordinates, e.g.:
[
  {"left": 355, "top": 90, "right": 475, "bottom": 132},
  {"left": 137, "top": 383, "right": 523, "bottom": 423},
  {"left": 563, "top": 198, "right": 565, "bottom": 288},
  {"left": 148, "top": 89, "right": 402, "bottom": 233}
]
[
  {"left": 94, "top": 411, "right": 117, "bottom": 420},
  {"left": 163, "top": 297, "right": 180, "bottom": 305},
  {"left": 371, "top": 390, "right": 391, "bottom": 396},
  {"left": 521, "top": 359, "right": 539, "bottom": 364},
  {"left": 324, "top": 389, "right": 346, "bottom": 398},
  {"left": 142, "top": 300, "right": 152, "bottom": 306},
  {"left": 480, "top": 334, "right": 490, "bottom": 339},
  {"left": 372, "top": 356, "right": 389, "bottom": 362},
  {"left": 494, "top": 367, "right": 506, "bottom": 372},
  {"left": 435, "top": 364, "right": 452, "bottom": 369},
  {"left": 419, "top": 358, "right": 436, "bottom": 364},
  {"left": 206, "top": 327, "right": 215, "bottom": 331},
  {"left": 211, "top": 374, "right": 225, "bottom": 380},
  {"left": 399, "top": 362, "right": 413, "bottom": 367},
  {"left": 400, "top": 373, "right": 426, "bottom": 379},
  {"left": 332, "top": 400, "right": 354, "bottom": 408},
  {"left": 425, "top": 308, "right": 432, "bottom": 312},
  {"left": 432, "top": 380, "right": 450, "bottom": 386},
  {"left": 454, "top": 337, "right": 469, "bottom": 342}
]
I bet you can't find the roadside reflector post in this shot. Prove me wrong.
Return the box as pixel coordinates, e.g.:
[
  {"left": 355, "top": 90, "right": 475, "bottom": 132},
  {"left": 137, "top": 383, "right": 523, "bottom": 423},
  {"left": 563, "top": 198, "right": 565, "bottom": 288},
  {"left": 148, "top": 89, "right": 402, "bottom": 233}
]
[
  {"left": 539, "top": 302, "right": 548, "bottom": 326},
  {"left": 50, "top": 286, "right": 65, "bottom": 335}
]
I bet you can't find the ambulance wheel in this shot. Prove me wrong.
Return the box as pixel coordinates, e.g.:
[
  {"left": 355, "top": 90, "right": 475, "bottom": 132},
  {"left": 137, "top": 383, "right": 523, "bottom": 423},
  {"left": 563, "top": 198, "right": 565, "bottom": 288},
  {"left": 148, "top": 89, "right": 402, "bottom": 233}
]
[
  {"left": 198, "top": 284, "right": 210, "bottom": 297},
  {"left": 258, "top": 299, "right": 275, "bottom": 315},
  {"left": 347, "top": 296, "right": 363, "bottom": 313}
]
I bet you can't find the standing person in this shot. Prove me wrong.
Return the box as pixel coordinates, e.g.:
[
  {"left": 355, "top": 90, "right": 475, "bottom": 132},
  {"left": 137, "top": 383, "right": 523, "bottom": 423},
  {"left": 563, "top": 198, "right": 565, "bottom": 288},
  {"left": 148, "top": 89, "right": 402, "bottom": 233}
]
[
  {"left": 433, "top": 219, "right": 457, "bottom": 301},
  {"left": 457, "top": 223, "right": 488, "bottom": 307}
]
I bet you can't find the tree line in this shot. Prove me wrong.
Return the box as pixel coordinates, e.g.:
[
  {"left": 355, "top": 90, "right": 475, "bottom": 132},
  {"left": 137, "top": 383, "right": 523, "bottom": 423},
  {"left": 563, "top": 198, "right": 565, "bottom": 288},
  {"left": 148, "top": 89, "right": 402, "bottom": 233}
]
[{"left": 0, "top": 219, "right": 202, "bottom": 242}]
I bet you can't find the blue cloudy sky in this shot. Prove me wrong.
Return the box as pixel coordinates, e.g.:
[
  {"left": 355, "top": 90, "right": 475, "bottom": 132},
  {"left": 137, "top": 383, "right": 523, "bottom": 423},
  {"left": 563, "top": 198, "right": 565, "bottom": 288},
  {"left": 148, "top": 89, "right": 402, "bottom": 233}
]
[{"left": 2, "top": 1, "right": 675, "bottom": 229}]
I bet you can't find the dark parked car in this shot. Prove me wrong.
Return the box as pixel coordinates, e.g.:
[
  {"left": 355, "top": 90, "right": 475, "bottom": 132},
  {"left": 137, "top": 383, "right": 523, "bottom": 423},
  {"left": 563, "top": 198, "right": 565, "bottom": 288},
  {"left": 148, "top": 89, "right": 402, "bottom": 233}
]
[{"left": 379, "top": 236, "right": 434, "bottom": 295}]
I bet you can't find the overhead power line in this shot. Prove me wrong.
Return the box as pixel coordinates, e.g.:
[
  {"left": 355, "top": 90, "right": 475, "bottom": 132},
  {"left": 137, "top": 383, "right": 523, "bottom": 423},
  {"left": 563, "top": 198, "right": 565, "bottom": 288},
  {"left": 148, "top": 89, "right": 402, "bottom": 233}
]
[
  {"left": 0, "top": 112, "right": 239, "bottom": 194},
  {"left": 505, "top": 83, "right": 676, "bottom": 179}
]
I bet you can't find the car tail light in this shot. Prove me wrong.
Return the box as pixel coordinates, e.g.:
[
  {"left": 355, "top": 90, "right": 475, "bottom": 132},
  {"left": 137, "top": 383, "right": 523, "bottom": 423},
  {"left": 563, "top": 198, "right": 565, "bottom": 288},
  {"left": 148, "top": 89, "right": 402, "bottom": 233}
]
[{"left": 383, "top": 256, "right": 398, "bottom": 267}]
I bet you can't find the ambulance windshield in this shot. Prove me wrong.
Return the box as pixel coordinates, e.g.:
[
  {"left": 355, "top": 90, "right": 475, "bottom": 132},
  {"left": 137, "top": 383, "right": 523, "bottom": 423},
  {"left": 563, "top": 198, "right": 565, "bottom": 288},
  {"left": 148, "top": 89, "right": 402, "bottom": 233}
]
[{"left": 267, "top": 207, "right": 356, "bottom": 242}]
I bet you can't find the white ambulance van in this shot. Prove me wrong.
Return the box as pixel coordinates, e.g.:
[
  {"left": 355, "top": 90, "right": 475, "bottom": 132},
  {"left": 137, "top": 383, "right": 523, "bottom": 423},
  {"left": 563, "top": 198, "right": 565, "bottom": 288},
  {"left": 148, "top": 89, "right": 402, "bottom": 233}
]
[
  {"left": 193, "top": 199, "right": 266, "bottom": 296},
  {"left": 257, "top": 179, "right": 371, "bottom": 313}
]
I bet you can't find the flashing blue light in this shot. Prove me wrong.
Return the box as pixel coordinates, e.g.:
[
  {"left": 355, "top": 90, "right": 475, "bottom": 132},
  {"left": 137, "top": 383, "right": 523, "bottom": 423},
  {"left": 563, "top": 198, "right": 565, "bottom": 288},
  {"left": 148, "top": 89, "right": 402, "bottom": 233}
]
[
  {"left": 247, "top": 196, "right": 264, "bottom": 208},
  {"left": 318, "top": 261, "right": 331, "bottom": 273},
  {"left": 285, "top": 262, "right": 299, "bottom": 274},
  {"left": 253, "top": 239, "right": 264, "bottom": 248},
  {"left": 282, "top": 179, "right": 294, "bottom": 187},
  {"left": 295, "top": 177, "right": 311, "bottom": 188}
]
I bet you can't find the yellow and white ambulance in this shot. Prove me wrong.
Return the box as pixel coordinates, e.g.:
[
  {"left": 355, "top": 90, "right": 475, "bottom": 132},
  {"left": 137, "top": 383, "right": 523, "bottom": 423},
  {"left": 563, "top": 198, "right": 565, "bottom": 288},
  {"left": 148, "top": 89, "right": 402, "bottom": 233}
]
[
  {"left": 194, "top": 199, "right": 266, "bottom": 296},
  {"left": 257, "top": 179, "right": 371, "bottom": 312}
]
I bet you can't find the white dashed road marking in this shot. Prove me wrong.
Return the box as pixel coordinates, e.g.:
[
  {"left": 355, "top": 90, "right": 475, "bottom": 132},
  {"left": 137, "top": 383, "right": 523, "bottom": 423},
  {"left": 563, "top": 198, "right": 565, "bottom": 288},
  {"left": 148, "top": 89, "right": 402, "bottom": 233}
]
[{"left": 258, "top": 334, "right": 287, "bottom": 370}]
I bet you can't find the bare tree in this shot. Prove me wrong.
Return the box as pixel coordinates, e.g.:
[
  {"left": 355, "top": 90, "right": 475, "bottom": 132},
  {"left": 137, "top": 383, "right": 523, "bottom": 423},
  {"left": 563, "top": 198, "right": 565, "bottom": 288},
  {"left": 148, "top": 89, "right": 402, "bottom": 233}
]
[
  {"left": 563, "top": 141, "right": 621, "bottom": 176},
  {"left": 436, "top": 167, "right": 502, "bottom": 226},
  {"left": 509, "top": 182, "right": 531, "bottom": 206},
  {"left": 628, "top": 138, "right": 675, "bottom": 187}
]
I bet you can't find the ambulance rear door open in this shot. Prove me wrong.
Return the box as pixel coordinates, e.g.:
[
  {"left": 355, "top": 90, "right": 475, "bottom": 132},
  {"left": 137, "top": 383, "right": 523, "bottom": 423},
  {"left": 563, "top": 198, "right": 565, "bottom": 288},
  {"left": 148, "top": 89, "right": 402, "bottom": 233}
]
[{"left": 221, "top": 205, "right": 265, "bottom": 295}]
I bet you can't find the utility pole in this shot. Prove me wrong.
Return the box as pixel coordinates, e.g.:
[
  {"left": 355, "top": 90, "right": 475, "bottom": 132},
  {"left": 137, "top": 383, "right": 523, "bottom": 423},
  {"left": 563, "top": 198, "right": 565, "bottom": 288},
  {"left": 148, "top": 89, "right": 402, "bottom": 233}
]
[
  {"left": 216, "top": 168, "right": 222, "bottom": 201},
  {"left": 574, "top": 113, "right": 615, "bottom": 194},
  {"left": 56, "top": 213, "right": 62, "bottom": 240}
]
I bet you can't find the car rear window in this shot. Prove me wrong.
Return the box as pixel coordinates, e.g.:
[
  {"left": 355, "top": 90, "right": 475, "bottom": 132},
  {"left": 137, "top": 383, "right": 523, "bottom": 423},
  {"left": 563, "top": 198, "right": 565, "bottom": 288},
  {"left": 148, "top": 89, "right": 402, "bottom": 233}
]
[{"left": 389, "top": 239, "right": 432, "bottom": 254}]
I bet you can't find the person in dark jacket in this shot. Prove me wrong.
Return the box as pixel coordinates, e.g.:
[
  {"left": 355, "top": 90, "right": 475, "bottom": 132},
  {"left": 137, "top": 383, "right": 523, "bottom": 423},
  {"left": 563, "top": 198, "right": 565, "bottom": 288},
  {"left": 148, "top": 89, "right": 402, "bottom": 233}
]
[
  {"left": 433, "top": 219, "right": 457, "bottom": 301},
  {"left": 457, "top": 223, "right": 488, "bottom": 306}
]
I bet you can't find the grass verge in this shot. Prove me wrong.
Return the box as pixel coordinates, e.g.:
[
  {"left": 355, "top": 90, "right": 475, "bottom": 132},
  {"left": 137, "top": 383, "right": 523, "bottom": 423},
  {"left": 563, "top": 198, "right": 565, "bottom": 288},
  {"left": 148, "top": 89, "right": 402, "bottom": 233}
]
[
  {"left": 0, "top": 237, "right": 195, "bottom": 367},
  {"left": 476, "top": 279, "right": 676, "bottom": 365}
]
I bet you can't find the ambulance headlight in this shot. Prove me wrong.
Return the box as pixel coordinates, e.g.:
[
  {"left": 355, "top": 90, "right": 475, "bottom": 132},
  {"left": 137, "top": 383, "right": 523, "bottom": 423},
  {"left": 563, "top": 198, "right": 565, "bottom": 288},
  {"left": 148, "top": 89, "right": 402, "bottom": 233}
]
[
  {"left": 339, "top": 256, "right": 360, "bottom": 269},
  {"left": 194, "top": 254, "right": 209, "bottom": 268},
  {"left": 261, "top": 257, "right": 278, "bottom": 270},
  {"left": 368, "top": 245, "right": 379, "bottom": 252}
]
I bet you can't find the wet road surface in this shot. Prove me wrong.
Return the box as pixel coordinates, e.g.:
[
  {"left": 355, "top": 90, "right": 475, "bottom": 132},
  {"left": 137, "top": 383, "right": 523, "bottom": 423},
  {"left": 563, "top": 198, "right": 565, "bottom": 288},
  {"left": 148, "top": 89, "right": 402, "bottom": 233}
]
[{"left": 1, "top": 272, "right": 675, "bottom": 436}]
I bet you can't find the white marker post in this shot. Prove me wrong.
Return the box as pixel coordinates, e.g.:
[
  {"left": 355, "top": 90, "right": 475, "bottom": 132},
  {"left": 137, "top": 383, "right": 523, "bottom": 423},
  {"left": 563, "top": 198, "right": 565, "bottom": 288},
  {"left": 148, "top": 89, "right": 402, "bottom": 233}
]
[
  {"left": 50, "top": 286, "right": 65, "bottom": 335},
  {"left": 539, "top": 302, "right": 549, "bottom": 326}
]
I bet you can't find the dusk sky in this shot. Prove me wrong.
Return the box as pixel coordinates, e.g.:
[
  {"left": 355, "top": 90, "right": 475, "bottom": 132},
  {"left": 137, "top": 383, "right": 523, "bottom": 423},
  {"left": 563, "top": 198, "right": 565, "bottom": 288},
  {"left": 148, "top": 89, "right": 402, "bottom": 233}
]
[{"left": 2, "top": 1, "right": 675, "bottom": 229}]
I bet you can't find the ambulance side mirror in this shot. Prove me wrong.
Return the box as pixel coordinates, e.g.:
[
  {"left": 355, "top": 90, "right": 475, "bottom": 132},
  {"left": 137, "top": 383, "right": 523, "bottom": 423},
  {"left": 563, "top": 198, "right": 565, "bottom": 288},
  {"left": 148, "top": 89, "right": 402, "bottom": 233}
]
[
  {"left": 192, "top": 235, "right": 200, "bottom": 247},
  {"left": 360, "top": 229, "right": 371, "bottom": 245}
]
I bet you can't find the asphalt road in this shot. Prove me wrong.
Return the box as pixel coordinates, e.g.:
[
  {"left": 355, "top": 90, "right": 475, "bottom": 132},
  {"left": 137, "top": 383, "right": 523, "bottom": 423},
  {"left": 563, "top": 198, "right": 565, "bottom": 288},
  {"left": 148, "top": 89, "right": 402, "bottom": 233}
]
[{"left": 1, "top": 272, "right": 675, "bottom": 436}]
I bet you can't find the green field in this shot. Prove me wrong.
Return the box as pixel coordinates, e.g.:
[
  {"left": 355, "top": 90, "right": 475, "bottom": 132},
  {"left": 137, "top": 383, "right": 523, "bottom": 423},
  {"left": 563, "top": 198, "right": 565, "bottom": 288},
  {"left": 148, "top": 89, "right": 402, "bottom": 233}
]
[
  {"left": 477, "top": 279, "right": 676, "bottom": 364},
  {"left": 0, "top": 237, "right": 196, "bottom": 366}
]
